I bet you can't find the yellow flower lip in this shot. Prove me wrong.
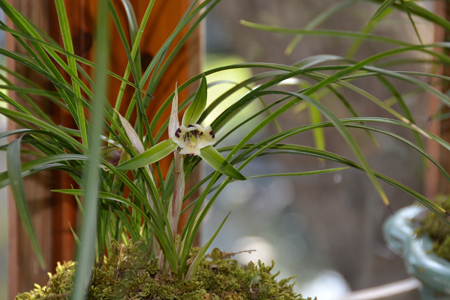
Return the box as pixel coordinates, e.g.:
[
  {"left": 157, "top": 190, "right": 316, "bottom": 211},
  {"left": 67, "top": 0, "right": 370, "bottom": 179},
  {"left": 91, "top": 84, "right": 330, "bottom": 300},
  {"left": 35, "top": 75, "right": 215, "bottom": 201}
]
[{"left": 172, "top": 124, "right": 216, "bottom": 156}]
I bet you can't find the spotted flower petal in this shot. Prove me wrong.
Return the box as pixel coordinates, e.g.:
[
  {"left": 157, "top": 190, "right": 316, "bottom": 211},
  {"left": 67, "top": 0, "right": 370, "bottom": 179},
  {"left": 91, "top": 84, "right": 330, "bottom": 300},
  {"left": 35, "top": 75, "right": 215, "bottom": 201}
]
[{"left": 172, "top": 124, "right": 216, "bottom": 156}]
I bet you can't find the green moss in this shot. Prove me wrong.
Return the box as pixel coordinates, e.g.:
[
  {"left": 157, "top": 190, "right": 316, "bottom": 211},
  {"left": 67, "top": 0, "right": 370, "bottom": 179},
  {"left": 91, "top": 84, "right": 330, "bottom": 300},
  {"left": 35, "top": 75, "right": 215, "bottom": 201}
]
[
  {"left": 417, "top": 194, "right": 450, "bottom": 261},
  {"left": 16, "top": 241, "right": 314, "bottom": 300}
]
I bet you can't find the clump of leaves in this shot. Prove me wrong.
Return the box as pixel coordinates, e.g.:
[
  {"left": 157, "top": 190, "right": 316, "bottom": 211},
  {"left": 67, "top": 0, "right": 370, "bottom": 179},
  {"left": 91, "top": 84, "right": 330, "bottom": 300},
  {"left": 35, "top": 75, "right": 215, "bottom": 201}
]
[
  {"left": 16, "top": 241, "right": 313, "bottom": 300},
  {"left": 417, "top": 195, "right": 450, "bottom": 261}
]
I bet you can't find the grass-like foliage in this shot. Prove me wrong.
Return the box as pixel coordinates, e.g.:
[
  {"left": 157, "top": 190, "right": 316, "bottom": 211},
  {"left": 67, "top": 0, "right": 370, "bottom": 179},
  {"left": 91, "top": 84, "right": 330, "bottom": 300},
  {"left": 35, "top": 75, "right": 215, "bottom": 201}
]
[{"left": 1, "top": 0, "right": 450, "bottom": 298}]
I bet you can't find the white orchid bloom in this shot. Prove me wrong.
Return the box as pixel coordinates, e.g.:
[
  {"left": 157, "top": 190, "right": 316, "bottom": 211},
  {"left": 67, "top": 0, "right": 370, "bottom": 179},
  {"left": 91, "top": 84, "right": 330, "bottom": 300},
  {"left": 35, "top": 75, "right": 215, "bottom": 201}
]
[
  {"left": 118, "top": 76, "right": 245, "bottom": 181},
  {"left": 172, "top": 124, "right": 216, "bottom": 156}
]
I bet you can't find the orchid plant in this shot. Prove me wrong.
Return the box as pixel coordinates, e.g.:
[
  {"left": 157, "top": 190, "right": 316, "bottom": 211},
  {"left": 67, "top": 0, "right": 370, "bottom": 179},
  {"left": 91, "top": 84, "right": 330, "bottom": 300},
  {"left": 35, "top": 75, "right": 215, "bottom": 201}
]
[{"left": 2, "top": 0, "right": 450, "bottom": 299}]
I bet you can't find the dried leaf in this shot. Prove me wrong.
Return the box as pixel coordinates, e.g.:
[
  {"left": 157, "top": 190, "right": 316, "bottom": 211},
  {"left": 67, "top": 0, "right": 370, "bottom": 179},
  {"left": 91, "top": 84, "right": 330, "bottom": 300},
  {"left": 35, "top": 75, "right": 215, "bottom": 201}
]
[
  {"left": 117, "top": 110, "right": 145, "bottom": 154},
  {"left": 169, "top": 83, "right": 180, "bottom": 138}
]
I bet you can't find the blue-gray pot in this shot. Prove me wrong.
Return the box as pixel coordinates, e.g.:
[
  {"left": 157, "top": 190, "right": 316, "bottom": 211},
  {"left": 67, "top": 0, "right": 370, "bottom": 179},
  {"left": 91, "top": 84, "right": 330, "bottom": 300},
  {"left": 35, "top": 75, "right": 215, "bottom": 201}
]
[{"left": 383, "top": 205, "right": 450, "bottom": 295}]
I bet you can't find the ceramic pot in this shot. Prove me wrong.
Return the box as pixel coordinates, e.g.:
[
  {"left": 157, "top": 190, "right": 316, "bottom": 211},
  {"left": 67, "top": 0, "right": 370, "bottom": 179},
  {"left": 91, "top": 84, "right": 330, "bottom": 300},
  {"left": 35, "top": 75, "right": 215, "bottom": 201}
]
[{"left": 383, "top": 205, "right": 450, "bottom": 298}]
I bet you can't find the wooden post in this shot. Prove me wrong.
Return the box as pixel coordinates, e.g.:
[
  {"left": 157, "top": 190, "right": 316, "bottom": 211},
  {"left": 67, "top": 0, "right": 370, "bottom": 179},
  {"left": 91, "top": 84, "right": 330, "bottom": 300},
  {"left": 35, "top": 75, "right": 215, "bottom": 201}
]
[
  {"left": 436, "top": 3, "right": 450, "bottom": 195},
  {"left": 7, "top": 0, "right": 201, "bottom": 298},
  {"left": 6, "top": 1, "right": 53, "bottom": 297},
  {"left": 425, "top": 2, "right": 450, "bottom": 198}
]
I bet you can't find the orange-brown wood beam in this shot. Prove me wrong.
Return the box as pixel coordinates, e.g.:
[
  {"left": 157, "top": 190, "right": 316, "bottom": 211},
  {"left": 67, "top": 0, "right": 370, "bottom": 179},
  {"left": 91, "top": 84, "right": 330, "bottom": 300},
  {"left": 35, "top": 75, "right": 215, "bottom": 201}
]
[
  {"left": 7, "top": 0, "right": 201, "bottom": 298},
  {"left": 7, "top": 1, "right": 53, "bottom": 298},
  {"left": 437, "top": 2, "right": 450, "bottom": 195},
  {"left": 425, "top": 1, "right": 450, "bottom": 198}
]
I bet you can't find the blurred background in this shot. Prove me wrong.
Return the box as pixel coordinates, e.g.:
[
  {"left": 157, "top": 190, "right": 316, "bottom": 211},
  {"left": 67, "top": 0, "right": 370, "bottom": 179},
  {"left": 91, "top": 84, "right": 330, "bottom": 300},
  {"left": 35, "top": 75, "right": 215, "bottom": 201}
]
[
  {"left": 201, "top": 1, "right": 433, "bottom": 299},
  {"left": 0, "top": 1, "right": 437, "bottom": 299}
]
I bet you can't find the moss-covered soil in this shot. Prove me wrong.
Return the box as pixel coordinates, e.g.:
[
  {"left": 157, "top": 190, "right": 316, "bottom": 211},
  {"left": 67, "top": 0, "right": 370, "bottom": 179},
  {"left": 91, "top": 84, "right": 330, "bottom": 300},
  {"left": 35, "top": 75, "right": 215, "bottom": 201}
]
[
  {"left": 417, "top": 194, "right": 450, "bottom": 261},
  {"left": 17, "top": 241, "right": 315, "bottom": 300}
]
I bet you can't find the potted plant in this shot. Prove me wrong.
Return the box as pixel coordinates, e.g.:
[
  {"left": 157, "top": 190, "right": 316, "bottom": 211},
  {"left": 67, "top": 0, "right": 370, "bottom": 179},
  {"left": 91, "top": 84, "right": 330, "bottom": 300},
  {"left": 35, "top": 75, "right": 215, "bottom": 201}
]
[
  {"left": 2, "top": 0, "right": 450, "bottom": 299},
  {"left": 384, "top": 195, "right": 450, "bottom": 298}
]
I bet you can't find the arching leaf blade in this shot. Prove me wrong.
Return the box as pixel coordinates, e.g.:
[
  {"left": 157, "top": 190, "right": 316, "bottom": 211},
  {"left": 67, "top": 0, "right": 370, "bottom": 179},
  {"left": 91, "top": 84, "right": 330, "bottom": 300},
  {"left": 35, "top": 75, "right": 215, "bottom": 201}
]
[
  {"left": 117, "top": 139, "right": 178, "bottom": 170},
  {"left": 247, "top": 167, "right": 349, "bottom": 179},
  {"left": 7, "top": 138, "right": 47, "bottom": 270},
  {"left": 200, "top": 145, "right": 246, "bottom": 181},
  {"left": 368, "top": 0, "right": 396, "bottom": 24},
  {"left": 285, "top": 0, "right": 357, "bottom": 55},
  {"left": 182, "top": 74, "right": 208, "bottom": 126},
  {"left": 185, "top": 212, "right": 230, "bottom": 280}
]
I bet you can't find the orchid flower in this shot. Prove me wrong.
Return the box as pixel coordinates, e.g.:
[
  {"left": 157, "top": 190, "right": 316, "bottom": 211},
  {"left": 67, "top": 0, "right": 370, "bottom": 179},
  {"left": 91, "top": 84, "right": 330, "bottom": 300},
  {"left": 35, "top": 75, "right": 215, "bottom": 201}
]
[
  {"left": 117, "top": 75, "right": 246, "bottom": 181},
  {"left": 99, "top": 145, "right": 123, "bottom": 171},
  {"left": 101, "top": 146, "right": 123, "bottom": 166},
  {"left": 172, "top": 124, "right": 215, "bottom": 156}
]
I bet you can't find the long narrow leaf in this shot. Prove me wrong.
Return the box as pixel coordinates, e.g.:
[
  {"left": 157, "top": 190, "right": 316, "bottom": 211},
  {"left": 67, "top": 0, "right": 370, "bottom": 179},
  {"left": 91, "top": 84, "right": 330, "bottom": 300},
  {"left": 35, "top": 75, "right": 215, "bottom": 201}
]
[
  {"left": 368, "top": 0, "right": 396, "bottom": 24},
  {"left": 285, "top": 0, "right": 357, "bottom": 55},
  {"left": 54, "top": 0, "right": 87, "bottom": 144},
  {"left": 400, "top": 0, "right": 423, "bottom": 45},
  {"left": 200, "top": 145, "right": 246, "bottom": 181},
  {"left": 182, "top": 74, "right": 207, "bottom": 126},
  {"left": 117, "top": 139, "right": 178, "bottom": 170},
  {"left": 185, "top": 212, "right": 230, "bottom": 280},
  {"left": 247, "top": 168, "right": 349, "bottom": 179},
  {"left": 72, "top": 1, "right": 109, "bottom": 299},
  {"left": 364, "top": 0, "right": 450, "bottom": 32},
  {"left": 7, "top": 137, "right": 46, "bottom": 269}
]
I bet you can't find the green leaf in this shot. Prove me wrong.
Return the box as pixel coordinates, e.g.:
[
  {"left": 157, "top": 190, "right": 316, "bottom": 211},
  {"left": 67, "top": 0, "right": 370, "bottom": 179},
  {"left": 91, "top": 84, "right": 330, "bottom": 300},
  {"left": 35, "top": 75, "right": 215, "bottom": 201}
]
[
  {"left": 182, "top": 74, "right": 207, "bottom": 126},
  {"left": 298, "top": 92, "right": 391, "bottom": 205},
  {"left": 117, "top": 139, "right": 178, "bottom": 170},
  {"left": 7, "top": 137, "right": 46, "bottom": 270},
  {"left": 185, "top": 212, "right": 230, "bottom": 280},
  {"left": 213, "top": 85, "right": 388, "bottom": 205},
  {"left": 54, "top": 0, "right": 87, "bottom": 145},
  {"left": 247, "top": 167, "right": 349, "bottom": 179},
  {"left": 111, "top": 0, "right": 156, "bottom": 124},
  {"left": 376, "top": 75, "right": 426, "bottom": 164},
  {"left": 285, "top": 0, "right": 357, "bottom": 55},
  {"left": 72, "top": 0, "right": 110, "bottom": 299},
  {"left": 400, "top": 0, "right": 422, "bottom": 45},
  {"left": 68, "top": 222, "right": 81, "bottom": 247},
  {"left": 326, "top": 85, "right": 379, "bottom": 147},
  {"left": 308, "top": 100, "right": 325, "bottom": 154},
  {"left": 143, "top": 0, "right": 219, "bottom": 107},
  {"left": 200, "top": 145, "right": 246, "bottom": 181},
  {"left": 368, "top": 0, "right": 396, "bottom": 24},
  {"left": 364, "top": 0, "right": 450, "bottom": 32},
  {"left": 197, "top": 111, "right": 450, "bottom": 223},
  {"left": 0, "top": 153, "right": 87, "bottom": 188},
  {"left": 244, "top": 143, "right": 450, "bottom": 224},
  {"left": 119, "top": 0, "right": 141, "bottom": 75},
  {"left": 53, "top": 188, "right": 177, "bottom": 269},
  {"left": 346, "top": 7, "right": 391, "bottom": 59}
]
